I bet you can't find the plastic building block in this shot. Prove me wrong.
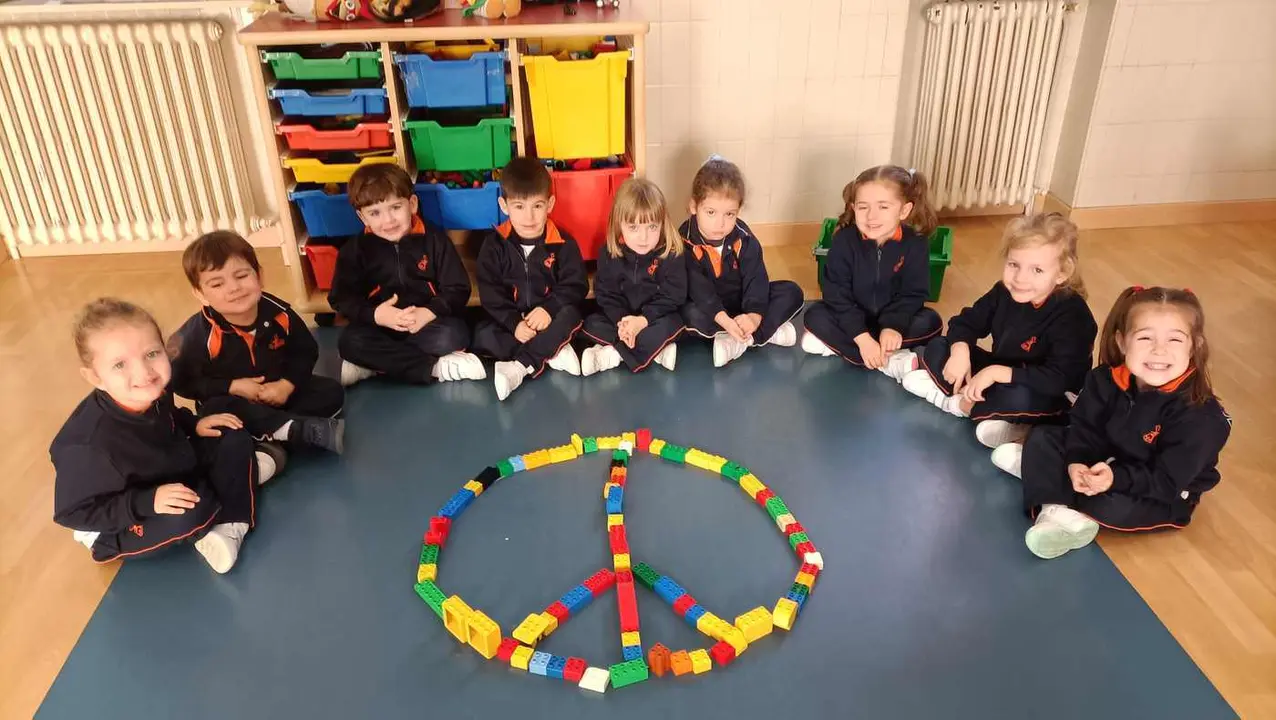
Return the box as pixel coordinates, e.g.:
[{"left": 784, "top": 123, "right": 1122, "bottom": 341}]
[
  {"left": 774, "top": 512, "right": 797, "bottom": 531},
  {"left": 617, "top": 581, "right": 640, "bottom": 632},
  {"left": 695, "top": 611, "right": 723, "bottom": 637},
  {"left": 529, "top": 651, "right": 552, "bottom": 676},
  {"left": 417, "top": 563, "right": 437, "bottom": 582},
  {"left": 466, "top": 609, "right": 502, "bottom": 659},
  {"left": 670, "top": 649, "right": 692, "bottom": 676},
  {"left": 786, "top": 589, "right": 808, "bottom": 610},
  {"left": 523, "top": 449, "right": 551, "bottom": 470},
  {"left": 602, "top": 481, "right": 619, "bottom": 499},
  {"left": 597, "top": 435, "right": 621, "bottom": 450},
  {"left": 632, "top": 562, "right": 660, "bottom": 589},
  {"left": 615, "top": 569, "right": 634, "bottom": 585},
  {"left": 609, "top": 524, "right": 629, "bottom": 554},
  {"left": 710, "top": 641, "right": 736, "bottom": 667},
  {"left": 511, "top": 645, "right": 534, "bottom": 670},
  {"left": 608, "top": 659, "right": 649, "bottom": 689},
  {"left": 549, "top": 444, "right": 578, "bottom": 464},
  {"left": 672, "top": 594, "right": 697, "bottom": 616},
  {"left": 800, "top": 561, "right": 822, "bottom": 579},
  {"left": 636, "top": 428, "right": 652, "bottom": 451},
  {"left": 497, "top": 637, "right": 520, "bottom": 662},
  {"left": 739, "top": 474, "right": 765, "bottom": 498},
  {"left": 612, "top": 553, "right": 631, "bottom": 571},
  {"left": 795, "top": 571, "right": 817, "bottom": 591},
  {"left": 773, "top": 598, "right": 799, "bottom": 630},
  {"left": 584, "top": 568, "right": 616, "bottom": 595},
  {"left": 622, "top": 431, "right": 636, "bottom": 446},
  {"left": 622, "top": 645, "right": 642, "bottom": 661},
  {"left": 723, "top": 627, "right": 749, "bottom": 655},
  {"left": 570, "top": 433, "right": 584, "bottom": 455},
  {"left": 653, "top": 577, "right": 686, "bottom": 605},
  {"left": 428, "top": 516, "right": 451, "bottom": 544},
  {"left": 805, "top": 551, "right": 825, "bottom": 570},
  {"left": 606, "top": 486, "right": 624, "bottom": 514},
  {"left": 782, "top": 520, "right": 805, "bottom": 535},
  {"left": 538, "top": 610, "right": 560, "bottom": 637},
  {"left": 582, "top": 436, "right": 599, "bottom": 454},
  {"left": 795, "top": 541, "right": 817, "bottom": 558},
  {"left": 659, "top": 444, "right": 688, "bottom": 463},
  {"left": 547, "top": 655, "right": 567, "bottom": 679},
  {"left": 719, "top": 461, "right": 749, "bottom": 481},
  {"left": 497, "top": 458, "right": 515, "bottom": 477},
  {"left": 413, "top": 580, "right": 447, "bottom": 618},
  {"left": 648, "top": 643, "right": 671, "bottom": 676},
  {"left": 564, "top": 657, "right": 587, "bottom": 683},
  {"left": 463, "top": 479, "right": 484, "bottom": 497},
  {"left": 509, "top": 455, "right": 526, "bottom": 472},
  {"left": 734, "top": 606, "right": 774, "bottom": 642},
  {"left": 754, "top": 487, "right": 775, "bottom": 506},
  {"left": 621, "top": 630, "right": 641, "bottom": 647},
  {"left": 619, "top": 440, "right": 634, "bottom": 455},
  {"left": 612, "top": 449, "right": 630, "bottom": 463},
  {"left": 689, "top": 649, "right": 712, "bottom": 674},
  {"left": 788, "top": 531, "right": 810, "bottom": 551},
  {"left": 418, "top": 540, "right": 439, "bottom": 562},
  {"left": 684, "top": 604, "right": 707, "bottom": 625},
  {"left": 648, "top": 438, "right": 666, "bottom": 455},
  {"left": 442, "top": 596, "right": 473, "bottom": 643},
  {"left": 607, "top": 513, "right": 624, "bottom": 528},
  {"left": 476, "top": 465, "right": 500, "bottom": 488},
  {"left": 610, "top": 467, "right": 627, "bottom": 485},
  {"left": 545, "top": 601, "right": 571, "bottom": 624},
  {"left": 579, "top": 666, "right": 610, "bottom": 693},
  {"left": 513, "top": 613, "right": 551, "bottom": 646},
  {"left": 766, "top": 497, "right": 791, "bottom": 520}
]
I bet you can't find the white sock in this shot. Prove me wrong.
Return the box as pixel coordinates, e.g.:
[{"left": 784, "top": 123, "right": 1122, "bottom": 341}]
[{"left": 272, "top": 421, "right": 293, "bottom": 441}]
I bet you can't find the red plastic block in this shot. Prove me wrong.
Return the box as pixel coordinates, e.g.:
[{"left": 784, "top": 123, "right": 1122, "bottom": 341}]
[
  {"left": 584, "top": 568, "right": 616, "bottom": 596},
  {"left": 617, "top": 581, "right": 640, "bottom": 632},
  {"left": 610, "top": 467, "right": 627, "bottom": 486},
  {"left": 425, "top": 529, "right": 446, "bottom": 547},
  {"left": 429, "top": 516, "right": 451, "bottom": 535},
  {"left": 755, "top": 488, "right": 775, "bottom": 507},
  {"left": 545, "top": 601, "right": 571, "bottom": 623},
  {"left": 615, "top": 569, "right": 634, "bottom": 585},
  {"left": 496, "top": 637, "right": 520, "bottom": 662},
  {"left": 648, "top": 643, "right": 671, "bottom": 677},
  {"left": 672, "top": 594, "right": 696, "bottom": 616},
  {"left": 800, "top": 562, "right": 821, "bottom": 579},
  {"left": 784, "top": 522, "right": 806, "bottom": 537},
  {"left": 710, "top": 641, "right": 736, "bottom": 667},
  {"left": 563, "top": 657, "right": 587, "bottom": 683},
  {"left": 636, "top": 428, "right": 652, "bottom": 451},
  {"left": 609, "top": 525, "right": 629, "bottom": 554},
  {"left": 795, "top": 540, "right": 816, "bottom": 557}
]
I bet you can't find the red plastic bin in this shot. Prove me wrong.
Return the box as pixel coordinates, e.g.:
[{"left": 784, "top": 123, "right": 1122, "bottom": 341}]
[
  {"left": 277, "top": 122, "right": 393, "bottom": 151},
  {"left": 304, "top": 244, "right": 340, "bottom": 291},
  {"left": 549, "top": 160, "right": 633, "bottom": 261}
]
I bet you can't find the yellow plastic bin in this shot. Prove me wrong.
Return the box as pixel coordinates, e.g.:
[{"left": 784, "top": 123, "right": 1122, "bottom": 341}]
[
  {"left": 522, "top": 50, "right": 628, "bottom": 159},
  {"left": 283, "top": 155, "right": 397, "bottom": 184},
  {"left": 527, "top": 36, "right": 603, "bottom": 55}
]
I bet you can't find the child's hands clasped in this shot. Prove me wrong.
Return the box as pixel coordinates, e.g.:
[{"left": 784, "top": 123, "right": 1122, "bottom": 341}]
[
  {"left": 1068, "top": 461, "right": 1114, "bottom": 496},
  {"left": 734, "top": 313, "right": 762, "bottom": 338},
  {"left": 524, "top": 307, "right": 551, "bottom": 332},
  {"left": 715, "top": 311, "right": 749, "bottom": 343},
  {"left": 618, "top": 315, "right": 649, "bottom": 349},
  {"left": 256, "top": 379, "right": 295, "bottom": 407},
  {"left": 855, "top": 333, "right": 885, "bottom": 370},
  {"left": 514, "top": 321, "right": 537, "bottom": 344},
  {"left": 229, "top": 376, "right": 265, "bottom": 400},
  {"left": 374, "top": 294, "right": 407, "bottom": 330},
  {"left": 154, "top": 483, "right": 200, "bottom": 515},
  {"left": 196, "top": 413, "right": 243, "bottom": 438},
  {"left": 400, "top": 306, "right": 436, "bottom": 334}
]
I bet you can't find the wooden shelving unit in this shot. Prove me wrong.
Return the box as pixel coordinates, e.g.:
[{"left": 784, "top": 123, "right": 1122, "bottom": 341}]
[{"left": 238, "top": 5, "right": 649, "bottom": 316}]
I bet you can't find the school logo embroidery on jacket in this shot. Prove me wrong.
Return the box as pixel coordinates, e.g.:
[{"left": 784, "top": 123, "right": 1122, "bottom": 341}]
[
  {"left": 1143, "top": 424, "right": 1162, "bottom": 444},
  {"left": 1021, "top": 336, "right": 1038, "bottom": 352},
  {"left": 893, "top": 257, "right": 905, "bottom": 273},
  {"left": 269, "top": 335, "right": 285, "bottom": 351},
  {"left": 129, "top": 524, "right": 144, "bottom": 537},
  {"left": 417, "top": 255, "right": 429, "bottom": 271},
  {"left": 648, "top": 259, "right": 660, "bottom": 276},
  {"left": 543, "top": 254, "right": 556, "bottom": 270}
]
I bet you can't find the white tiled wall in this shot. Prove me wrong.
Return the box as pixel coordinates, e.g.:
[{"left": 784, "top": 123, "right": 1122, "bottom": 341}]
[
  {"left": 1072, "top": 0, "right": 1276, "bottom": 207},
  {"left": 637, "top": 0, "right": 911, "bottom": 223}
]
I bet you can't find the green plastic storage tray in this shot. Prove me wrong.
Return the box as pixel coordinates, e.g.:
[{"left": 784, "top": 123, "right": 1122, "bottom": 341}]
[
  {"left": 263, "top": 50, "right": 383, "bottom": 80},
  {"left": 403, "top": 117, "right": 513, "bottom": 172},
  {"left": 812, "top": 220, "right": 953, "bottom": 302}
]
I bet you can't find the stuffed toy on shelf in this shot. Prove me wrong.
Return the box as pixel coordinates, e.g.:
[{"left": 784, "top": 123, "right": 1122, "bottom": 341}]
[{"left": 280, "top": 0, "right": 443, "bottom": 22}]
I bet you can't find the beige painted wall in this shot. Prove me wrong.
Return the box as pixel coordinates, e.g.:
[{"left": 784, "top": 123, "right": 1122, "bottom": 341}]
[
  {"left": 638, "top": 0, "right": 911, "bottom": 224},
  {"left": 1069, "top": 0, "right": 1276, "bottom": 208}
]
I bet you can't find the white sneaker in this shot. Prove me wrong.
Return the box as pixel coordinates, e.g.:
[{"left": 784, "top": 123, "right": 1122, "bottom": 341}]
[
  {"left": 340, "top": 360, "right": 376, "bottom": 387},
  {"left": 1025, "top": 505, "right": 1099, "bottom": 559},
  {"left": 72, "top": 530, "right": 100, "bottom": 551},
  {"left": 546, "top": 345, "right": 581, "bottom": 376},
  {"left": 901, "top": 369, "right": 966, "bottom": 416},
  {"left": 254, "top": 442, "right": 288, "bottom": 486},
  {"left": 976, "top": 420, "right": 1031, "bottom": 448},
  {"left": 712, "top": 332, "right": 749, "bottom": 368},
  {"left": 582, "top": 344, "right": 622, "bottom": 376},
  {"left": 800, "top": 331, "right": 836, "bottom": 357},
  {"left": 494, "top": 361, "right": 530, "bottom": 401},
  {"left": 990, "top": 442, "right": 1023, "bottom": 479},
  {"left": 432, "top": 351, "right": 487, "bottom": 382},
  {"left": 767, "top": 321, "right": 798, "bottom": 347},
  {"left": 655, "top": 343, "right": 677, "bottom": 372},
  {"left": 193, "top": 522, "right": 248, "bottom": 574},
  {"left": 880, "top": 349, "right": 918, "bottom": 382}
]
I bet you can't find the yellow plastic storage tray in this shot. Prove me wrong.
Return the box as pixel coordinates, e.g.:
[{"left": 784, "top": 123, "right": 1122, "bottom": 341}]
[
  {"left": 522, "top": 50, "right": 628, "bottom": 159},
  {"left": 283, "top": 155, "right": 397, "bottom": 184},
  {"left": 528, "top": 36, "right": 603, "bottom": 54}
]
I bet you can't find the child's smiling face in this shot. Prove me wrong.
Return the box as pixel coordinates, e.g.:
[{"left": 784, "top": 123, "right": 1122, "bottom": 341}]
[
  {"left": 81, "top": 321, "right": 171, "bottom": 410},
  {"left": 1118, "top": 305, "right": 1194, "bottom": 389}
]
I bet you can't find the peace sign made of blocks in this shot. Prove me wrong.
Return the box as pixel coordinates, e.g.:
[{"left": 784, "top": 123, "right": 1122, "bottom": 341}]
[{"left": 412, "top": 428, "right": 824, "bottom": 694}]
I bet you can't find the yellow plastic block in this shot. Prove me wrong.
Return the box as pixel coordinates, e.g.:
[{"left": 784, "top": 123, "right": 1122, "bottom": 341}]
[
  {"left": 684, "top": 448, "right": 712, "bottom": 470},
  {"left": 463, "top": 479, "right": 484, "bottom": 497},
  {"left": 612, "top": 553, "right": 631, "bottom": 571},
  {"left": 621, "top": 631, "right": 641, "bottom": 647},
  {"left": 570, "top": 433, "right": 584, "bottom": 455},
  {"left": 773, "top": 598, "right": 799, "bottom": 631},
  {"left": 538, "top": 611, "right": 559, "bottom": 638},
  {"left": 510, "top": 645, "right": 534, "bottom": 670},
  {"left": 466, "top": 610, "right": 502, "bottom": 659},
  {"left": 512, "top": 613, "right": 550, "bottom": 646},
  {"left": 522, "top": 449, "right": 551, "bottom": 470},
  {"left": 739, "top": 474, "right": 766, "bottom": 498},
  {"left": 603, "top": 482, "right": 620, "bottom": 499},
  {"left": 795, "top": 571, "right": 817, "bottom": 591},
  {"left": 621, "top": 431, "right": 636, "bottom": 446},
  {"left": 607, "top": 514, "right": 624, "bottom": 529},
  {"left": 442, "top": 596, "right": 474, "bottom": 643},
  {"left": 648, "top": 438, "right": 666, "bottom": 455},
  {"left": 548, "top": 444, "right": 577, "bottom": 464},
  {"left": 695, "top": 612, "right": 723, "bottom": 637},
  {"left": 723, "top": 627, "right": 749, "bottom": 655},
  {"left": 689, "top": 648, "right": 712, "bottom": 674},
  {"left": 734, "top": 606, "right": 774, "bottom": 643},
  {"left": 597, "top": 435, "right": 621, "bottom": 450},
  {"left": 774, "top": 512, "right": 797, "bottom": 532},
  {"left": 417, "top": 563, "right": 437, "bottom": 583}
]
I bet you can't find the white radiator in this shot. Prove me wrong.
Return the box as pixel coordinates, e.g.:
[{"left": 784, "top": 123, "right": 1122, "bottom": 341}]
[
  {"left": 911, "top": 0, "right": 1073, "bottom": 210},
  {"left": 0, "top": 19, "right": 269, "bottom": 257}
]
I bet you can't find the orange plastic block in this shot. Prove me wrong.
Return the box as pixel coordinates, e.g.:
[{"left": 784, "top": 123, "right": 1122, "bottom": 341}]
[
  {"left": 669, "top": 649, "right": 693, "bottom": 676},
  {"left": 648, "top": 643, "right": 671, "bottom": 677},
  {"left": 795, "top": 570, "right": 817, "bottom": 591}
]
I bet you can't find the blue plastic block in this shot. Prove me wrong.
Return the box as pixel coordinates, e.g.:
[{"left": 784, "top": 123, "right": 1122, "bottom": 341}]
[
  {"left": 563, "top": 586, "right": 593, "bottom": 615},
  {"left": 622, "top": 645, "right": 643, "bottom": 661},
  {"left": 605, "top": 486, "right": 624, "bottom": 514},
  {"left": 653, "top": 577, "right": 686, "bottom": 605},
  {"left": 529, "top": 651, "right": 552, "bottom": 676},
  {"left": 437, "top": 500, "right": 461, "bottom": 519},
  {"left": 547, "top": 655, "right": 567, "bottom": 679},
  {"left": 786, "top": 589, "right": 808, "bottom": 610},
  {"left": 684, "top": 604, "right": 707, "bottom": 626},
  {"left": 509, "top": 456, "right": 526, "bottom": 472}
]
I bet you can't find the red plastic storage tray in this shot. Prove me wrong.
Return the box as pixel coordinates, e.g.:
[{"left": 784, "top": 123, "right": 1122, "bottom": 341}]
[
  {"left": 304, "top": 244, "right": 340, "bottom": 290},
  {"left": 278, "top": 122, "right": 393, "bottom": 151},
  {"left": 549, "top": 160, "right": 632, "bottom": 261}
]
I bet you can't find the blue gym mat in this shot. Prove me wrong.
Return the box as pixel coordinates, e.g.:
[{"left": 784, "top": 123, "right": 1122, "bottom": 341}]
[{"left": 38, "top": 329, "right": 1236, "bottom": 719}]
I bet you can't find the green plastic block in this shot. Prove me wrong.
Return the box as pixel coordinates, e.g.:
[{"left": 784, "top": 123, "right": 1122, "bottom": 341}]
[
  {"left": 788, "top": 582, "right": 810, "bottom": 601},
  {"left": 632, "top": 562, "right": 660, "bottom": 589},
  {"left": 497, "top": 459, "right": 514, "bottom": 478},
  {"left": 583, "top": 437, "right": 599, "bottom": 454},
  {"left": 414, "top": 580, "right": 446, "bottom": 618},
  {"left": 719, "top": 462, "right": 749, "bottom": 482},
  {"left": 420, "top": 544, "right": 440, "bottom": 565},
  {"left": 612, "top": 449, "right": 629, "bottom": 463},
  {"left": 609, "top": 659, "right": 649, "bottom": 689},
  {"left": 765, "top": 497, "right": 790, "bottom": 520},
  {"left": 660, "top": 444, "right": 688, "bottom": 463},
  {"left": 788, "top": 531, "right": 809, "bottom": 551}
]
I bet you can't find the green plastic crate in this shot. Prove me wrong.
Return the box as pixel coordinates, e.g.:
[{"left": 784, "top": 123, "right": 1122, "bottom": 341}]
[
  {"left": 812, "top": 220, "right": 952, "bottom": 302},
  {"left": 263, "top": 50, "right": 383, "bottom": 80},
  {"left": 403, "top": 117, "right": 513, "bottom": 172}
]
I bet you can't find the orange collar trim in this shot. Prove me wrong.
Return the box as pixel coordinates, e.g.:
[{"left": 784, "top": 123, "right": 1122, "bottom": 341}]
[
  {"left": 891, "top": 225, "right": 903, "bottom": 242},
  {"left": 1110, "top": 364, "right": 1195, "bottom": 393},
  {"left": 496, "top": 220, "right": 563, "bottom": 245}
]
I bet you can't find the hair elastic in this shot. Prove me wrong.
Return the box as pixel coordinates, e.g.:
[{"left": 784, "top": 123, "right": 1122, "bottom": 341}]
[{"left": 703, "top": 153, "right": 726, "bottom": 166}]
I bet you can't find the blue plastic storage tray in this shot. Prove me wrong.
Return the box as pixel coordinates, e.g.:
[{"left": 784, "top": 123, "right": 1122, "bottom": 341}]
[
  {"left": 415, "top": 181, "right": 506, "bottom": 230},
  {"left": 289, "top": 187, "right": 362, "bottom": 238},
  {"left": 395, "top": 52, "right": 506, "bottom": 109},
  {"left": 268, "top": 88, "right": 388, "bottom": 117}
]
